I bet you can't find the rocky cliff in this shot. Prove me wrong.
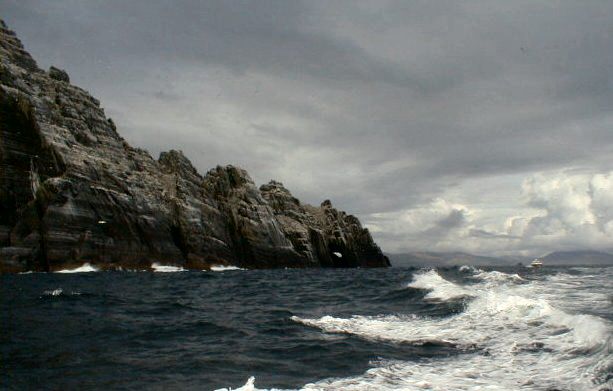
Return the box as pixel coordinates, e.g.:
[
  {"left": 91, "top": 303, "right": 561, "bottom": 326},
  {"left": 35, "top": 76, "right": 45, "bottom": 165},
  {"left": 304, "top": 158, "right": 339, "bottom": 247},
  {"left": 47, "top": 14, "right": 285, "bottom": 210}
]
[{"left": 0, "top": 21, "right": 390, "bottom": 272}]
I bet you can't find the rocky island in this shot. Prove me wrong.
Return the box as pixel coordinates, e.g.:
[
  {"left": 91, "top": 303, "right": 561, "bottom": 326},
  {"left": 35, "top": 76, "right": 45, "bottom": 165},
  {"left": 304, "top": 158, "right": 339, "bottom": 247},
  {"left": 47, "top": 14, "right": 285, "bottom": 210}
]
[{"left": 0, "top": 20, "right": 389, "bottom": 272}]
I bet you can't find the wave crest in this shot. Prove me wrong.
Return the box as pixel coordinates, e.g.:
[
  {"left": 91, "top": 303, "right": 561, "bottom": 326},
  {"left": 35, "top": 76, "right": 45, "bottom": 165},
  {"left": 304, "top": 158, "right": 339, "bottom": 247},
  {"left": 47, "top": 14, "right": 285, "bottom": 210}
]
[
  {"left": 56, "top": 263, "right": 98, "bottom": 273},
  {"left": 293, "top": 269, "right": 612, "bottom": 390},
  {"left": 210, "top": 265, "right": 244, "bottom": 272},
  {"left": 151, "top": 263, "right": 186, "bottom": 272},
  {"left": 407, "top": 269, "right": 472, "bottom": 301}
]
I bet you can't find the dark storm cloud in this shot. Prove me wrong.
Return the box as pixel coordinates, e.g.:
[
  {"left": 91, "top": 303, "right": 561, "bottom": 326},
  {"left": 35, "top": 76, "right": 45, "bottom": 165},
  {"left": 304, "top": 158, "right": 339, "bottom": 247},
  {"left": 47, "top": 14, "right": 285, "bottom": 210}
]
[
  {"left": 3, "top": 1, "right": 425, "bottom": 89},
  {"left": 2, "top": 0, "right": 613, "bottom": 254}
]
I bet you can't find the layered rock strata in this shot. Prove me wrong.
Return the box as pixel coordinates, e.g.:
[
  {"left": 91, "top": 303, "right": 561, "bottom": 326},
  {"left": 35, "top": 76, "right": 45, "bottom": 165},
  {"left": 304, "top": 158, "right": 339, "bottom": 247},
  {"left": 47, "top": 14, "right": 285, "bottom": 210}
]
[{"left": 0, "top": 21, "right": 390, "bottom": 272}]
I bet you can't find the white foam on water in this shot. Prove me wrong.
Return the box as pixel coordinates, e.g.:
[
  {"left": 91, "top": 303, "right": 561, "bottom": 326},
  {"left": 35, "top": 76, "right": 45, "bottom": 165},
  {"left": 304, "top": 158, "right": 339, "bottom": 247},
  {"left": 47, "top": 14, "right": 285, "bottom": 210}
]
[
  {"left": 407, "top": 269, "right": 472, "bottom": 301},
  {"left": 210, "top": 265, "right": 244, "bottom": 272},
  {"left": 292, "top": 268, "right": 613, "bottom": 391},
  {"left": 43, "top": 288, "right": 63, "bottom": 296},
  {"left": 473, "top": 269, "right": 524, "bottom": 284},
  {"left": 540, "top": 270, "right": 613, "bottom": 317},
  {"left": 215, "top": 376, "right": 289, "bottom": 391},
  {"left": 41, "top": 288, "right": 81, "bottom": 297},
  {"left": 458, "top": 265, "right": 524, "bottom": 285},
  {"left": 151, "top": 263, "right": 186, "bottom": 272},
  {"left": 458, "top": 265, "right": 478, "bottom": 273},
  {"left": 56, "top": 263, "right": 99, "bottom": 273},
  {"left": 214, "top": 376, "right": 256, "bottom": 391}
]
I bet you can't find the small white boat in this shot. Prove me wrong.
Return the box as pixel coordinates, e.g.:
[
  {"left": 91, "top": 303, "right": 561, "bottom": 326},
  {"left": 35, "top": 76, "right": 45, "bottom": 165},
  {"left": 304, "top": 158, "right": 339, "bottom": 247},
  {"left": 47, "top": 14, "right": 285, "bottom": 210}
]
[{"left": 529, "top": 258, "right": 543, "bottom": 268}]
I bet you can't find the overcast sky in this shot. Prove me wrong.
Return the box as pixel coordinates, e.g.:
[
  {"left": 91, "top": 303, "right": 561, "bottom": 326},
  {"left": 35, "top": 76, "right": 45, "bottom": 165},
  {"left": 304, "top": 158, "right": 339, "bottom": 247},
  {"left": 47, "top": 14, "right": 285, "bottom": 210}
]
[{"left": 3, "top": 1, "right": 613, "bottom": 256}]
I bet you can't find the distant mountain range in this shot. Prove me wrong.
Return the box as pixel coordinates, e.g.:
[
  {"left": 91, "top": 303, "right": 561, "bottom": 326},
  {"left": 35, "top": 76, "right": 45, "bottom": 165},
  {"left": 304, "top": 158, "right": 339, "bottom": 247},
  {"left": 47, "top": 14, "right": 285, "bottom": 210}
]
[{"left": 387, "top": 250, "right": 613, "bottom": 267}]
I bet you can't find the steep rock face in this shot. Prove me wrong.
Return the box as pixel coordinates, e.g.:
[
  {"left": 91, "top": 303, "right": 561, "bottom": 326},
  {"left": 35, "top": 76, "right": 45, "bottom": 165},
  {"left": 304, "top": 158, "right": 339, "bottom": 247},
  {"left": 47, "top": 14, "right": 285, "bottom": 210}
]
[
  {"left": 202, "top": 166, "right": 305, "bottom": 268},
  {"left": 260, "top": 181, "right": 390, "bottom": 267},
  {"left": 0, "top": 21, "right": 389, "bottom": 272},
  {"left": 1, "top": 21, "right": 183, "bottom": 272}
]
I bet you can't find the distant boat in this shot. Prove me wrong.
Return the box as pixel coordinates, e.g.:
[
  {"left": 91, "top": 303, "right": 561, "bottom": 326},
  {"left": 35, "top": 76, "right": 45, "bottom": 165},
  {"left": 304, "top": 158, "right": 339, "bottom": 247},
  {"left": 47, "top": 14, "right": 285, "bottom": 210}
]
[{"left": 529, "top": 258, "right": 543, "bottom": 268}]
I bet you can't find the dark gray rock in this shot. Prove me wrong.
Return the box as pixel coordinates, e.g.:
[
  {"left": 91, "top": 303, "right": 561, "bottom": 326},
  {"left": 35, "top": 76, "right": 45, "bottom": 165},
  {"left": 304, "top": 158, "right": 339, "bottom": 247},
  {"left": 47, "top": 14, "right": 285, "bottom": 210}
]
[
  {"left": 260, "top": 181, "right": 390, "bottom": 267},
  {"left": 48, "top": 66, "right": 69, "bottom": 83},
  {"left": 0, "top": 20, "right": 389, "bottom": 272}
]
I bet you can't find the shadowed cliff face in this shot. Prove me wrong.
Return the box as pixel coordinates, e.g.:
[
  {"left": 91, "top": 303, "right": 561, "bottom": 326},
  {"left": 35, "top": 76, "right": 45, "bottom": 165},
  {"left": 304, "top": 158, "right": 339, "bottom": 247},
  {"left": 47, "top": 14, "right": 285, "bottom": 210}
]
[{"left": 0, "top": 20, "right": 389, "bottom": 272}]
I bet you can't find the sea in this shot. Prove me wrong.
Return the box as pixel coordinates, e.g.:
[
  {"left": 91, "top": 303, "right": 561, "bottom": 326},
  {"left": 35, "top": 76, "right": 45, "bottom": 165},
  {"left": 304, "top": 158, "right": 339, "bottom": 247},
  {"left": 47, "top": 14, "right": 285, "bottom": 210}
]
[{"left": 1, "top": 264, "right": 611, "bottom": 390}]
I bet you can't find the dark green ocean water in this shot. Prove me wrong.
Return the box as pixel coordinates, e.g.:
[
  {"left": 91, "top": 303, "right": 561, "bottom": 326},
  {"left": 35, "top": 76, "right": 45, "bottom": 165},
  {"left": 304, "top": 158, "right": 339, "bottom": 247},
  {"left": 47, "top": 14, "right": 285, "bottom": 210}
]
[{"left": 2, "top": 265, "right": 611, "bottom": 390}]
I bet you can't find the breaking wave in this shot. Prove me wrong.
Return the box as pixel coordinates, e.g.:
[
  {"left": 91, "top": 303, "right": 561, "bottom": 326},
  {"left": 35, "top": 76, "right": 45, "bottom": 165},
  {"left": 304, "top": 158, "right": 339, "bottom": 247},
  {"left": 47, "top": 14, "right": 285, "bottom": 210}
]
[
  {"left": 407, "top": 269, "right": 473, "bottom": 301},
  {"left": 215, "top": 376, "right": 258, "bottom": 391},
  {"left": 289, "top": 268, "right": 612, "bottom": 390},
  {"left": 151, "top": 263, "right": 186, "bottom": 272},
  {"left": 210, "top": 265, "right": 245, "bottom": 272},
  {"left": 55, "top": 263, "right": 99, "bottom": 273}
]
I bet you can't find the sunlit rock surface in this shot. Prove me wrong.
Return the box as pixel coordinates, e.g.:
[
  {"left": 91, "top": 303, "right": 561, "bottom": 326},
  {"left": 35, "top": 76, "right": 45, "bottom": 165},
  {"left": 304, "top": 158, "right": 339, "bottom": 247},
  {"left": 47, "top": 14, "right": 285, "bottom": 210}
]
[{"left": 0, "top": 20, "right": 389, "bottom": 272}]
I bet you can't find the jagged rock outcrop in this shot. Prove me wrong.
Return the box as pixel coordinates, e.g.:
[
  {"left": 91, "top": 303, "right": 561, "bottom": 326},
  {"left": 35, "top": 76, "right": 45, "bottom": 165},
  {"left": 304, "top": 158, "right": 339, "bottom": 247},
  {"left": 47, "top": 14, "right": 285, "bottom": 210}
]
[
  {"left": 260, "top": 181, "right": 390, "bottom": 267},
  {"left": 0, "top": 21, "right": 390, "bottom": 272},
  {"left": 48, "top": 66, "right": 69, "bottom": 83}
]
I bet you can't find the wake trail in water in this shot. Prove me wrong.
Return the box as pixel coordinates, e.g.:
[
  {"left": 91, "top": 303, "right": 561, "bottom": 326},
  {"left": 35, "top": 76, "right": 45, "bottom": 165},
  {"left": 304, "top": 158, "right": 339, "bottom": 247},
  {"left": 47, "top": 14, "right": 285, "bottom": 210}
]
[{"left": 283, "top": 267, "right": 612, "bottom": 390}]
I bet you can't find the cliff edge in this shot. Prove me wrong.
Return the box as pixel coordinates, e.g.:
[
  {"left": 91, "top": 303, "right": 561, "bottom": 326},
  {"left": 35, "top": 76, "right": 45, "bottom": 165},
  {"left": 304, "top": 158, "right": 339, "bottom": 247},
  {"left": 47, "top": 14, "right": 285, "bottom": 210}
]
[{"left": 0, "top": 20, "right": 390, "bottom": 272}]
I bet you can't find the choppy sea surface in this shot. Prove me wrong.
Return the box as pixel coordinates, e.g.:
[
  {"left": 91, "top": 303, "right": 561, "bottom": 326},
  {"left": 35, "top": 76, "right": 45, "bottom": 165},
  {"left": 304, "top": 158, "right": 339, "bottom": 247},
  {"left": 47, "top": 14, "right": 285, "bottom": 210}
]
[{"left": 1, "top": 265, "right": 612, "bottom": 390}]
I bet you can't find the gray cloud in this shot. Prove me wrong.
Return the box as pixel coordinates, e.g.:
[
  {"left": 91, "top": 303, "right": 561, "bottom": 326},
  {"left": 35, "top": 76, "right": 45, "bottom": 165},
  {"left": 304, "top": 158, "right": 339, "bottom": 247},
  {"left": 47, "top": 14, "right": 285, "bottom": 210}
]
[
  {"left": 434, "top": 209, "right": 466, "bottom": 230},
  {"left": 469, "top": 229, "right": 520, "bottom": 240},
  {"left": 3, "top": 0, "right": 613, "bottom": 255}
]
